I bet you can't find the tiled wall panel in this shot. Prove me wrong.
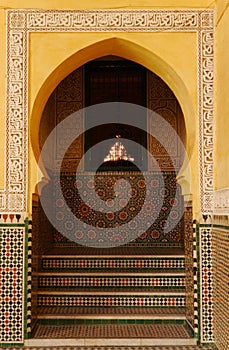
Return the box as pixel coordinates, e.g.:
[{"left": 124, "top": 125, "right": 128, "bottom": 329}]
[
  {"left": 212, "top": 227, "right": 229, "bottom": 350},
  {"left": 0, "top": 216, "right": 26, "bottom": 344},
  {"left": 199, "top": 225, "right": 214, "bottom": 343}
]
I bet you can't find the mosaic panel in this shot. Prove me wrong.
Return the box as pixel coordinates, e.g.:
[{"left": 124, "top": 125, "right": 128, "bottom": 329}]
[
  {"left": 199, "top": 226, "right": 214, "bottom": 343},
  {"left": 212, "top": 227, "right": 229, "bottom": 350},
  {"left": 42, "top": 257, "right": 185, "bottom": 270},
  {"left": 37, "top": 295, "right": 186, "bottom": 308},
  {"left": 25, "top": 219, "right": 32, "bottom": 338},
  {"left": 38, "top": 275, "right": 185, "bottom": 288},
  {"left": 37, "top": 306, "right": 186, "bottom": 316},
  {"left": 51, "top": 173, "right": 183, "bottom": 246},
  {"left": 33, "top": 323, "right": 192, "bottom": 339},
  {"left": 192, "top": 221, "right": 198, "bottom": 337},
  {"left": 0, "top": 222, "right": 25, "bottom": 343}
]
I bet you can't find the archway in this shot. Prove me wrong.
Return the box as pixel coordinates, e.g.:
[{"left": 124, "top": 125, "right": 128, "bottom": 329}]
[
  {"left": 37, "top": 56, "right": 186, "bottom": 247},
  {"left": 30, "top": 37, "right": 195, "bottom": 179},
  {"left": 29, "top": 40, "right": 196, "bottom": 342}
]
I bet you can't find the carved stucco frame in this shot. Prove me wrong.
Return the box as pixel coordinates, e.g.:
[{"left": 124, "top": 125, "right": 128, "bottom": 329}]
[{"left": 1, "top": 9, "right": 214, "bottom": 214}]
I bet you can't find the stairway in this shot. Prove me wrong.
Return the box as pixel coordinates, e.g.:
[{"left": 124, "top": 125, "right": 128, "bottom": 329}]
[{"left": 31, "top": 247, "right": 196, "bottom": 346}]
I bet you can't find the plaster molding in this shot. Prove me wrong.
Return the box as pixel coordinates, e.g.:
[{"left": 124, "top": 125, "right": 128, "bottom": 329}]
[
  {"left": 214, "top": 188, "right": 229, "bottom": 215},
  {"left": 0, "top": 9, "right": 214, "bottom": 213}
]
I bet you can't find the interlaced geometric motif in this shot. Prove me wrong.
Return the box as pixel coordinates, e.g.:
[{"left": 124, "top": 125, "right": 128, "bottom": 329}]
[
  {"left": 42, "top": 257, "right": 185, "bottom": 270},
  {"left": 52, "top": 173, "right": 183, "bottom": 246},
  {"left": 212, "top": 227, "right": 229, "bottom": 349},
  {"left": 37, "top": 295, "right": 186, "bottom": 308},
  {"left": 199, "top": 226, "right": 214, "bottom": 343},
  {"left": 0, "top": 226, "right": 25, "bottom": 343},
  {"left": 38, "top": 275, "right": 186, "bottom": 288},
  {"left": 193, "top": 221, "right": 199, "bottom": 338}
]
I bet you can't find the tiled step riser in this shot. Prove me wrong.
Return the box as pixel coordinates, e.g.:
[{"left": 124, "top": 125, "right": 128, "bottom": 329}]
[
  {"left": 37, "top": 295, "right": 186, "bottom": 307},
  {"left": 32, "top": 322, "right": 194, "bottom": 340},
  {"left": 38, "top": 276, "right": 185, "bottom": 288},
  {"left": 36, "top": 306, "right": 186, "bottom": 319},
  {"left": 42, "top": 257, "right": 185, "bottom": 270}
]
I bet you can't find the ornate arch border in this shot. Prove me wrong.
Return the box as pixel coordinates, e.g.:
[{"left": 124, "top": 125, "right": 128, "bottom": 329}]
[{"left": 1, "top": 9, "right": 214, "bottom": 215}]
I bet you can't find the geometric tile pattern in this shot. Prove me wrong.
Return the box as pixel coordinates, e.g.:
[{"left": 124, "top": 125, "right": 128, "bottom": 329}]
[
  {"left": 212, "top": 227, "right": 229, "bottom": 350},
  {"left": 0, "top": 225, "right": 25, "bottom": 343},
  {"left": 38, "top": 275, "right": 186, "bottom": 288},
  {"left": 192, "top": 221, "right": 199, "bottom": 337},
  {"left": 46, "top": 246, "right": 185, "bottom": 255},
  {"left": 37, "top": 295, "right": 186, "bottom": 308},
  {"left": 33, "top": 246, "right": 192, "bottom": 347},
  {"left": 26, "top": 219, "right": 32, "bottom": 337},
  {"left": 33, "top": 246, "right": 190, "bottom": 347},
  {"left": 37, "top": 306, "right": 186, "bottom": 316},
  {"left": 42, "top": 257, "right": 185, "bottom": 270},
  {"left": 53, "top": 173, "right": 183, "bottom": 246},
  {"left": 33, "top": 323, "right": 192, "bottom": 338},
  {"left": 199, "top": 226, "right": 214, "bottom": 343}
]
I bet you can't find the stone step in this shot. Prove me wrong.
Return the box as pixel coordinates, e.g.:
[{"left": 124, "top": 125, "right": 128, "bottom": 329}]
[
  {"left": 25, "top": 337, "right": 197, "bottom": 347},
  {"left": 31, "top": 322, "right": 195, "bottom": 345},
  {"left": 45, "top": 246, "right": 185, "bottom": 256},
  {"left": 36, "top": 249, "right": 188, "bottom": 343},
  {"left": 37, "top": 306, "right": 186, "bottom": 320}
]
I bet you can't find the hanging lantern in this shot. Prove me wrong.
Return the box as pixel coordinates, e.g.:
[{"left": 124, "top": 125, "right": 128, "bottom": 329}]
[{"left": 104, "top": 135, "right": 134, "bottom": 163}]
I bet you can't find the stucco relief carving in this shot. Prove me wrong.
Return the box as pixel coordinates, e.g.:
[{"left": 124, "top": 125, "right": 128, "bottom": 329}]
[
  {"left": 214, "top": 188, "right": 229, "bottom": 215},
  {"left": 56, "top": 68, "right": 83, "bottom": 167},
  {"left": 199, "top": 30, "right": 214, "bottom": 213},
  {"left": 56, "top": 103, "right": 83, "bottom": 160},
  {"left": 25, "top": 11, "right": 199, "bottom": 30},
  {"left": 1, "top": 9, "right": 214, "bottom": 213},
  {"left": 0, "top": 195, "right": 6, "bottom": 210},
  {"left": 147, "top": 72, "right": 184, "bottom": 172},
  {"left": 148, "top": 107, "right": 177, "bottom": 152},
  {"left": 57, "top": 69, "right": 83, "bottom": 102}
]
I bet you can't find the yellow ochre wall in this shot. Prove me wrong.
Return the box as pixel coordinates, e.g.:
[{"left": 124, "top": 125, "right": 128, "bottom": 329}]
[{"left": 0, "top": 0, "right": 226, "bottom": 219}]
